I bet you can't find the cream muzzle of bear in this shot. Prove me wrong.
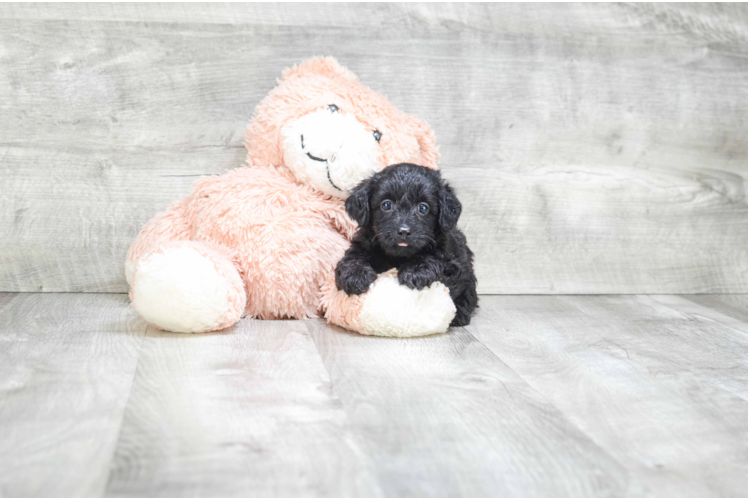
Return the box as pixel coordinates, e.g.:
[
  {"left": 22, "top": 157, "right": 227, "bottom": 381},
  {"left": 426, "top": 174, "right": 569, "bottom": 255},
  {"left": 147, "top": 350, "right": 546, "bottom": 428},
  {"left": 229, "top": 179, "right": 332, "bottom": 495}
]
[{"left": 281, "top": 106, "right": 380, "bottom": 198}]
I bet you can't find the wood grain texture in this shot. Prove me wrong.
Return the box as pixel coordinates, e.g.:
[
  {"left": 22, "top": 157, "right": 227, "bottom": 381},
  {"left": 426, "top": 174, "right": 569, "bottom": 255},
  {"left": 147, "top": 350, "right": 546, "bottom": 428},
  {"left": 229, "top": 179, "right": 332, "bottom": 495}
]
[
  {"left": 105, "top": 318, "right": 379, "bottom": 497},
  {"left": 1, "top": 147, "right": 242, "bottom": 292},
  {"left": 683, "top": 294, "right": 748, "bottom": 324},
  {"left": 1, "top": 3, "right": 748, "bottom": 293},
  {"left": 304, "top": 319, "right": 635, "bottom": 497},
  {"left": 649, "top": 294, "right": 748, "bottom": 401},
  {"left": 0, "top": 293, "right": 145, "bottom": 497},
  {"left": 469, "top": 295, "right": 748, "bottom": 496},
  {"left": 2, "top": 292, "right": 748, "bottom": 495}
]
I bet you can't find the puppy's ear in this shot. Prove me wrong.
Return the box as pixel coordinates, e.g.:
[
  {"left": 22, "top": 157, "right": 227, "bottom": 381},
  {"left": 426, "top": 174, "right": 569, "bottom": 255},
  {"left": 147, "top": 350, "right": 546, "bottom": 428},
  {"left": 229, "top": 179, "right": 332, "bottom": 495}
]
[
  {"left": 345, "top": 179, "right": 374, "bottom": 227},
  {"left": 438, "top": 182, "right": 462, "bottom": 232}
]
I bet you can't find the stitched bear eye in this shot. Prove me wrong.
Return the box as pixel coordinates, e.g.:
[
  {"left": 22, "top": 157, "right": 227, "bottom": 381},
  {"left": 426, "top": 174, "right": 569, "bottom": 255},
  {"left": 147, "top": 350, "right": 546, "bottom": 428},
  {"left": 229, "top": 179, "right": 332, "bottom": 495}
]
[
  {"left": 328, "top": 104, "right": 339, "bottom": 113},
  {"left": 373, "top": 130, "right": 382, "bottom": 142},
  {"left": 418, "top": 203, "right": 429, "bottom": 215},
  {"left": 381, "top": 200, "right": 393, "bottom": 211}
]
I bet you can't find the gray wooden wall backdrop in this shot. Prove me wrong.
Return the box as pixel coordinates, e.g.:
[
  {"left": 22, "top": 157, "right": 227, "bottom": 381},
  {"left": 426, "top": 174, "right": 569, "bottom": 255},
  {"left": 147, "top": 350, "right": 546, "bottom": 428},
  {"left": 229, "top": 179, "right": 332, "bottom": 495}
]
[{"left": 1, "top": 3, "right": 747, "bottom": 294}]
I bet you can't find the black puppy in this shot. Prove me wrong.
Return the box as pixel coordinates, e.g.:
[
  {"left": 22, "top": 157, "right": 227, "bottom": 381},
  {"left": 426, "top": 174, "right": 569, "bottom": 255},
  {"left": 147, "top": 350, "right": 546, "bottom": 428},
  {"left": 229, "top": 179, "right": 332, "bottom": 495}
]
[{"left": 335, "top": 163, "right": 478, "bottom": 327}]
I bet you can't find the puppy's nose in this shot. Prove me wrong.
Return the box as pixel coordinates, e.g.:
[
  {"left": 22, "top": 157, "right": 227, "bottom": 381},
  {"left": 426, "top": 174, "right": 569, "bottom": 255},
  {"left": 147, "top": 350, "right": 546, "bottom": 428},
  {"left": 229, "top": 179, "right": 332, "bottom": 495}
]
[{"left": 397, "top": 226, "right": 411, "bottom": 237}]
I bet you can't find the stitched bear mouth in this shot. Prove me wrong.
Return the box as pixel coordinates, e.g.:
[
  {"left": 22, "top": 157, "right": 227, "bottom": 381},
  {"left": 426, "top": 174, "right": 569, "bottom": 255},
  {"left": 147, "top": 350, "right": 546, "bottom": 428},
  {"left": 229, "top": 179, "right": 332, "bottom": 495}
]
[
  {"left": 325, "top": 166, "right": 342, "bottom": 191},
  {"left": 301, "top": 136, "right": 343, "bottom": 192},
  {"left": 306, "top": 152, "right": 327, "bottom": 163}
]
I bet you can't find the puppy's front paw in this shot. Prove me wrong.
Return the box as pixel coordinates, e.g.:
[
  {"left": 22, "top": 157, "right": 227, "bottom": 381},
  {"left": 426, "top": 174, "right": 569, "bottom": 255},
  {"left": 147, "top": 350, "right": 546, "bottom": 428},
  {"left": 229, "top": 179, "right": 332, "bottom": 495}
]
[
  {"left": 398, "top": 267, "right": 439, "bottom": 290},
  {"left": 337, "top": 266, "right": 378, "bottom": 296}
]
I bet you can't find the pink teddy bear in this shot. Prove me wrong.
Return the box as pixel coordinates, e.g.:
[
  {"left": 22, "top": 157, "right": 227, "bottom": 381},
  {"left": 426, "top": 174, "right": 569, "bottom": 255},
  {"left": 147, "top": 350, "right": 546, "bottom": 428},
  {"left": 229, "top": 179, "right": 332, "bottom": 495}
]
[{"left": 126, "top": 57, "right": 456, "bottom": 336}]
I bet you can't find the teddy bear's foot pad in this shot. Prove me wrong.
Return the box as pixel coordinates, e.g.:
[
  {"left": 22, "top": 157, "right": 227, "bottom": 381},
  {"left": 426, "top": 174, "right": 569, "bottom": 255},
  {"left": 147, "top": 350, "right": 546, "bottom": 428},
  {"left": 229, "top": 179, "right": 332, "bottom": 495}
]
[
  {"left": 131, "top": 244, "right": 245, "bottom": 333},
  {"left": 357, "top": 271, "right": 457, "bottom": 337}
]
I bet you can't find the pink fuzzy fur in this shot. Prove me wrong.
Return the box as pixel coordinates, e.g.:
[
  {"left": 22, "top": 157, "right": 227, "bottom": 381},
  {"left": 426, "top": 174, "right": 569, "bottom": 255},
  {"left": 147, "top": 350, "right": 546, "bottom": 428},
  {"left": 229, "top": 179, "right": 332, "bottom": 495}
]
[{"left": 126, "top": 57, "right": 439, "bottom": 332}]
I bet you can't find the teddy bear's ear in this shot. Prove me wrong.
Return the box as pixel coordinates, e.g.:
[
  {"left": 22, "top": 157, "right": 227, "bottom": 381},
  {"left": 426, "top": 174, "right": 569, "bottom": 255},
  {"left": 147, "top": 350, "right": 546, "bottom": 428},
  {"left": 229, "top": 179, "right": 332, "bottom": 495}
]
[
  {"left": 281, "top": 56, "right": 359, "bottom": 83},
  {"left": 410, "top": 116, "right": 440, "bottom": 170}
]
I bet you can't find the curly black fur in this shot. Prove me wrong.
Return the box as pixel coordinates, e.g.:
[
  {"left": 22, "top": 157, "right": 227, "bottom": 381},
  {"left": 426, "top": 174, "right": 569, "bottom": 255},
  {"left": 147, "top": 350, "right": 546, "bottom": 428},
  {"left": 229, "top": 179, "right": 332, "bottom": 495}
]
[{"left": 335, "top": 163, "right": 478, "bottom": 327}]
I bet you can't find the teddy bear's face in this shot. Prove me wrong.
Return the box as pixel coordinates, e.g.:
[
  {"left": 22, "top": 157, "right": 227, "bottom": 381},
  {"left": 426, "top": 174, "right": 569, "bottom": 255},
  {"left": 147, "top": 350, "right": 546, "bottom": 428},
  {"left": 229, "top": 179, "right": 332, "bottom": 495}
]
[
  {"left": 245, "top": 57, "right": 440, "bottom": 200},
  {"left": 280, "top": 104, "right": 381, "bottom": 198}
]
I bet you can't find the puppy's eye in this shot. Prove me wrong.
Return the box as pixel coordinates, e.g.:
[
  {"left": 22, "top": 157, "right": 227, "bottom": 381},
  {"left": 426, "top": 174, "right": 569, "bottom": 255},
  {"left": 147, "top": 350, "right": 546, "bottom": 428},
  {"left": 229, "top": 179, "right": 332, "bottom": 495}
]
[
  {"left": 373, "top": 130, "right": 382, "bottom": 142},
  {"left": 418, "top": 203, "right": 429, "bottom": 215},
  {"left": 328, "top": 104, "right": 339, "bottom": 113},
  {"left": 381, "top": 200, "right": 393, "bottom": 211}
]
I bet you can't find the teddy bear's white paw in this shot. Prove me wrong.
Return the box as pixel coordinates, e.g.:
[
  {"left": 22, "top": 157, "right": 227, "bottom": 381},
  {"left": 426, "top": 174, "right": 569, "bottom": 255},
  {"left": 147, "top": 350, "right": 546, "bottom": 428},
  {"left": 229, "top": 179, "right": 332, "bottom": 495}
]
[
  {"left": 131, "top": 245, "right": 245, "bottom": 333},
  {"left": 357, "top": 271, "right": 456, "bottom": 337}
]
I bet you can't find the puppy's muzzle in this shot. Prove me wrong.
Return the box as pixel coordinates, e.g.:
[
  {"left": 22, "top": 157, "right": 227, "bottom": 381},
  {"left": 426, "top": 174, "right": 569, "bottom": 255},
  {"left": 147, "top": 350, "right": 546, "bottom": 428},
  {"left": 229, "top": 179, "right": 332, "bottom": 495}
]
[{"left": 397, "top": 225, "right": 411, "bottom": 246}]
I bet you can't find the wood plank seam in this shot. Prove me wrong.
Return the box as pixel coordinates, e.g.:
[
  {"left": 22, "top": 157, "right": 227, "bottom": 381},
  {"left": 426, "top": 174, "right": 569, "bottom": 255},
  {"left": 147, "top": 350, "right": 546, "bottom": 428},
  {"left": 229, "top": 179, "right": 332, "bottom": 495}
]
[
  {"left": 297, "top": 319, "right": 388, "bottom": 495},
  {"left": 652, "top": 295, "right": 748, "bottom": 344},
  {"left": 454, "top": 323, "right": 636, "bottom": 480},
  {"left": 679, "top": 295, "right": 748, "bottom": 327},
  {"left": 3, "top": 3, "right": 748, "bottom": 294},
  {"left": 464, "top": 295, "right": 748, "bottom": 495},
  {"left": 304, "top": 319, "right": 632, "bottom": 495},
  {"left": 101, "top": 323, "right": 150, "bottom": 496}
]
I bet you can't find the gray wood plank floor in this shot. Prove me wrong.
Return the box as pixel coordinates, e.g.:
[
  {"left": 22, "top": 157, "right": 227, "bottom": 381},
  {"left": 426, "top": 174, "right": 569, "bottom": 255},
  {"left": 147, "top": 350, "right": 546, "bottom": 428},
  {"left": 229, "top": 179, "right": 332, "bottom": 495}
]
[{"left": 2, "top": 293, "right": 748, "bottom": 496}]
